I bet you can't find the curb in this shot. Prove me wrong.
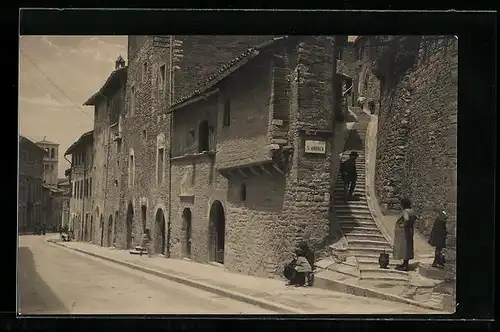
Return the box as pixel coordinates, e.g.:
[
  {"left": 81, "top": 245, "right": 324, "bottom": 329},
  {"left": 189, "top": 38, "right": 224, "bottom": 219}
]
[
  {"left": 46, "top": 239, "right": 304, "bottom": 314},
  {"left": 314, "top": 274, "right": 445, "bottom": 312}
]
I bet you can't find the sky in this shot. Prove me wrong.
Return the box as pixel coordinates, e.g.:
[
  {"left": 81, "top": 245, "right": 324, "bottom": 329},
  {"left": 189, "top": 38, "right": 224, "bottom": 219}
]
[
  {"left": 19, "top": 36, "right": 128, "bottom": 178},
  {"left": 19, "top": 35, "right": 356, "bottom": 179}
]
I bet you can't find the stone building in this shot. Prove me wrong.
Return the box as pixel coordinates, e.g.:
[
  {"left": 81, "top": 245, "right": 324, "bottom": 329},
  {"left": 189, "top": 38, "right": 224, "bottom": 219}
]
[
  {"left": 65, "top": 130, "right": 94, "bottom": 241},
  {"left": 166, "top": 36, "right": 346, "bottom": 278},
  {"left": 83, "top": 56, "right": 127, "bottom": 247},
  {"left": 116, "top": 35, "right": 275, "bottom": 253},
  {"left": 36, "top": 138, "right": 59, "bottom": 186},
  {"left": 369, "top": 35, "right": 458, "bottom": 268},
  {"left": 18, "top": 135, "right": 45, "bottom": 234}
]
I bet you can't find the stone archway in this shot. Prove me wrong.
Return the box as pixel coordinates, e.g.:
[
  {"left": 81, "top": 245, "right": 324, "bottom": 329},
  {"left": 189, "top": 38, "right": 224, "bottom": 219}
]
[
  {"left": 155, "top": 209, "right": 166, "bottom": 255},
  {"left": 209, "top": 200, "right": 225, "bottom": 264},
  {"left": 126, "top": 202, "right": 134, "bottom": 249},
  {"left": 182, "top": 208, "right": 192, "bottom": 258},
  {"left": 107, "top": 215, "right": 113, "bottom": 247}
]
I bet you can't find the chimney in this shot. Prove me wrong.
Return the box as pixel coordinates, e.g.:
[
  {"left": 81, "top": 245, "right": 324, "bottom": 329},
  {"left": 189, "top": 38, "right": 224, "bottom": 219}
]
[{"left": 115, "top": 55, "right": 126, "bottom": 70}]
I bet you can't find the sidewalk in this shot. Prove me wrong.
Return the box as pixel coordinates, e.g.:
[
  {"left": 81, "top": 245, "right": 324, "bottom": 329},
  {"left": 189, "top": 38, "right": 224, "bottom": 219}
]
[{"left": 46, "top": 237, "right": 441, "bottom": 314}]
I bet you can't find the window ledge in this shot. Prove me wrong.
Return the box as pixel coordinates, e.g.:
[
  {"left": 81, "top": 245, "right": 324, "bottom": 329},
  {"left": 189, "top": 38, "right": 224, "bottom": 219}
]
[{"left": 171, "top": 150, "right": 216, "bottom": 162}]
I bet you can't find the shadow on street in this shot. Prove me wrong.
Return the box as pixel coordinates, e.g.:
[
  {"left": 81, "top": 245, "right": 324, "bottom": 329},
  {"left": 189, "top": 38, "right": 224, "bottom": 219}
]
[{"left": 18, "top": 245, "right": 68, "bottom": 315}]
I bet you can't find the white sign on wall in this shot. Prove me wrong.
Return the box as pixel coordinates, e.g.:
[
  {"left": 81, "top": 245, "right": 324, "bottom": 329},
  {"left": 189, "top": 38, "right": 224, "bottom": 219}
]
[{"left": 304, "top": 140, "right": 326, "bottom": 154}]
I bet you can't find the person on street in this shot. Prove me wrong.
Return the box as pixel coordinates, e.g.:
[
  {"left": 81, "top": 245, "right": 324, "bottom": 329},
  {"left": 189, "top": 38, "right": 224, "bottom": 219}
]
[
  {"left": 429, "top": 210, "right": 448, "bottom": 268},
  {"left": 284, "top": 248, "right": 312, "bottom": 287},
  {"left": 340, "top": 151, "right": 359, "bottom": 202},
  {"left": 393, "top": 197, "right": 417, "bottom": 271},
  {"left": 297, "top": 241, "right": 315, "bottom": 286}
]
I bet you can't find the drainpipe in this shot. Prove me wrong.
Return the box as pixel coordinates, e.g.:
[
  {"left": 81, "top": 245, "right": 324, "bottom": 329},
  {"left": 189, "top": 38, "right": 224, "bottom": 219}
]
[{"left": 166, "top": 35, "right": 175, "bottom": 258}]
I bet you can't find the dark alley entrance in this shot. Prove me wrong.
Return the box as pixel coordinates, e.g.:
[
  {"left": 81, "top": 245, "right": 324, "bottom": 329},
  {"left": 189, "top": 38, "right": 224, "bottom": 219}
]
[
  {"left": 155, "top": 209, "right": 166, "bottom": 255},
  {"left": 209, "top": 201, "right": 225, "bottom": 264},
  {"left": 126, "top": 202, "right": 134, "bottom": 249},
  {"left": 182, "top": 208, "right": 192, "bottom": 259}
]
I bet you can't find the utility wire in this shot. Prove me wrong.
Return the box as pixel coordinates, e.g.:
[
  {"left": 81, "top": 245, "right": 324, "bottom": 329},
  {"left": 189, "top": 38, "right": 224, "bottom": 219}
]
[{"left": 19, "top": 49, "right": 93, "bottom": 122}]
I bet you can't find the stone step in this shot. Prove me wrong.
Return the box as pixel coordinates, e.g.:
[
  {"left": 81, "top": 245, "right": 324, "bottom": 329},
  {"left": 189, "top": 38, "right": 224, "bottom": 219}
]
[
  {"left": 358, "top": 272, "right": 409, "bottom": 283},
  {"left": 348, "top": 246, "right": 393, "bottom": 256},
  {"left": 341, "top": 226, "right": 383, "bottom": 234},
  {"left": 339, "top": 220, "right": 377, "bottom": 228},
  {"left": 359, "top": 267, "right": 409, "bottom": 277},
  {"left": 357, "top": 259, "right": 400, "bottom": 269},
  {"left": 345, "top": 233, "right": 386, "bottom": 242},
  {"left": 336, "top": 208, "right": 371, "bottom": 215},
  {"left": 353, "top": 252, "right": 394, "bottom": 260},
  {"left": 334, "top": 202, "right": 370, "bottom": 209},
  {"left": 347, "top": 239, "right": 391, "bottom": 247}
]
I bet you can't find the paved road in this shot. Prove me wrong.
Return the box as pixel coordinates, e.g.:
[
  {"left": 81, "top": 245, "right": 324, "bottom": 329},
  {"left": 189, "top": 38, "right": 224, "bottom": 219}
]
[{"left": 17, "top": 235, "right": 274, "bottom": 315}]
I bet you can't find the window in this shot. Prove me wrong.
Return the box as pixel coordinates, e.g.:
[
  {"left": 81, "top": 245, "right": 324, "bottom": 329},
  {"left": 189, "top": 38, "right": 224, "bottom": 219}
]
[
  {"left": 116, "top": 140, "right": 122, "bottom": 154},
  {"left": 89, "top": 178, "right": 92, "bottom": 197},
  {"left": 158, "top": 65, "right": 166, "bottom": 91},
  {"left": 130, "top": 86, "right": 136, "bottom": 116},
  {"left": 44, "top": 164, "right": 49, "bottom": 170},
  {"left": 142, "top": 62, "right": 148, "bottom": 82},
  {"left": 157, "top": 148, "right": 164, "bottom": 184},
  {"left": 223, "top": 99, "right": 231, "bottom": 127},
  {"left": 50, "top": 164, "right": 54, "bottom": 171},
  {"left": 198, "top": 121, "right": 209, "bottom": 153},
  {"left": 129, "top": 153, "right": 135, "bottom": 187},
  {"left": 50, "top": 148, "right": 55, "bottom": 159}
]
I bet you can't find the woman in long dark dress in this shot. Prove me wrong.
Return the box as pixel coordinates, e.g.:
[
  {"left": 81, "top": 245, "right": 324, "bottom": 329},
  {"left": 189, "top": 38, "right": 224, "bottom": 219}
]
[
  {"left": 393, "top": 197, "right": 417, "bottom": 271},
  {"left": 429, "top": 211, "right": 448, "bottom": 268}
]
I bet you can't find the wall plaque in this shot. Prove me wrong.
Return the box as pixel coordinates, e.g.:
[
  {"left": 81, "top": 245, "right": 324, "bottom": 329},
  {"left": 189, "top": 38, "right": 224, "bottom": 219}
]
[{"left": 304, "top": 140, "right": 326, "bottom": 154}]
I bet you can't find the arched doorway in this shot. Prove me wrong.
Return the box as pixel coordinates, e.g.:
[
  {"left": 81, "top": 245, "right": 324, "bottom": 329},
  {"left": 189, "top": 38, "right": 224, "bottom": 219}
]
[
  {"left": 107, "top": 215, "right": 113, "bottom": 247},
  {"left": 141, "top": 205, "right": 147, "bottom": 234},
  {"left": 155, "top": 209, "right": 166, "bottom": 255},
  {"left": 182, "top": 208, "right": 192, "bottom": 258},
  {"left": 209, "top": 201, "right": 225, "bottom": 264},
  {"left": 126, "top": 202, "right": 134, "bottom": 249}
]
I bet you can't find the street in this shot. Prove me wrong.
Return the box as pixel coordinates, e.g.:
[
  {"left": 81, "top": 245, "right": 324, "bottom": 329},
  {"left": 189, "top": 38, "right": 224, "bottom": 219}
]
[{"left": 17, "top": 235, "right": 274, "bottom": 315}]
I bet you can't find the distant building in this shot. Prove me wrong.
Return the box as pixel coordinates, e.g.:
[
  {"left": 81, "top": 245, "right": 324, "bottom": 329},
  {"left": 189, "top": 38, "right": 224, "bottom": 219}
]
[
  {"left": 65, "top": 131, "right": 93, "bottom": 241},
  {"left": 37, "top": 138, "right": 59, "bottom": 186},
  {"left": 18, "top": 135, "right": 46, "bottom": 234},
  {"left": 42, "top": 183, "right": 65, "bottom": 232},
  {"left": 57, "top": 179, "right": 72, "bottom": 229}
]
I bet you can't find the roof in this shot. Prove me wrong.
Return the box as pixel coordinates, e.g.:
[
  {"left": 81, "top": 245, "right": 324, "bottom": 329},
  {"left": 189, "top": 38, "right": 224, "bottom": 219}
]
[
  {"left": 83, "top": 66, "right": 127, "bottom": 106},
  {"left": 64, "top": 130, "right": 94, "bottom": 156},
  {"left": 19, "top": 135, "right": 47, "bottom": 155},
  {"left": 168, "top": 36, "right": 289, "bottom": 112},
  {"left": 36, "top": 139, "right": 59, "bottom": 146},
  {"left": 42, "top": 183, "right": 66, "bottom": 193}
]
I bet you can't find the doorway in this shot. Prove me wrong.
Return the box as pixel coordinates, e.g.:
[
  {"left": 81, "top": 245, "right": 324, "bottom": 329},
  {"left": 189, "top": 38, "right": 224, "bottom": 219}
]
[
  {"left": 126, "top": 202, "right": 134, "bottom": 249},
  {"left": 198, "top": 120, "right": 209, "bottom": 152},
  {"left": 209, "top": 200, "right": 225, "bottom": 264},
  {"left": 182, "top": 208, "right": 192, "bottom": 258},
  {"left": 107, "top": 215, "right": 113, "bottom": 247},
  {"left": 99, "top": 214, "right": 104, "bottom": 246},
  {"left": 155, "top": 209, "right": 166, "bottom": 255},
  {"left": 141, "top": 205, "right": 147, "bottom": 234}
]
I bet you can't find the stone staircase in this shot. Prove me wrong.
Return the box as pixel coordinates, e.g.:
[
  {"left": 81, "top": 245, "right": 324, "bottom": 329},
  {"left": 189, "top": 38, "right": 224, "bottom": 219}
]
[{"left": 332, "top": 113, "right": 409, "bottom": 284}]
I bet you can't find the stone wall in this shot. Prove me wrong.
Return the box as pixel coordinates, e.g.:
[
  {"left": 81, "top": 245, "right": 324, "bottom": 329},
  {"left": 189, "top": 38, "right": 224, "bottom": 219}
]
[
  {"left": 216, "top": 56, "right": 273, "bottom": 169},
  {"left": 374, "top": 36, "right": 458, "bottom": 266},
  {"left": 355, "top": 37, "right": 382, "bottom": 113}
]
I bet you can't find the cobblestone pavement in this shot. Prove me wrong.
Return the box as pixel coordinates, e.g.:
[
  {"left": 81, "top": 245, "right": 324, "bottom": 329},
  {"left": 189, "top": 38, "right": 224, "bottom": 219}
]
[
  {"left": 34, "top": 235, "right": 444, "bottom": 315},
  {"left": 18, "top": 235, "right": 274, "bottom": 314}
]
